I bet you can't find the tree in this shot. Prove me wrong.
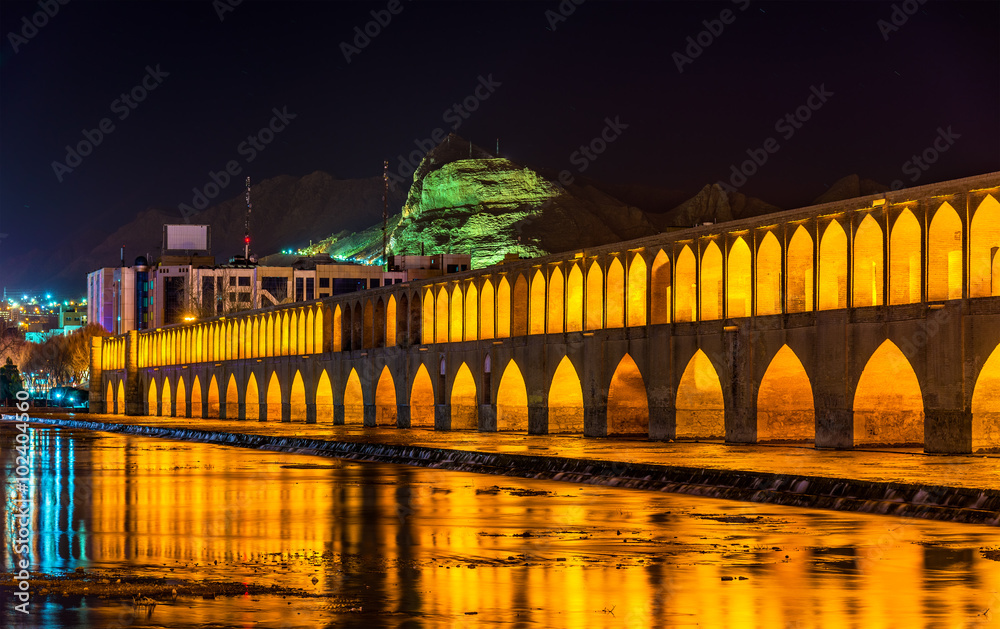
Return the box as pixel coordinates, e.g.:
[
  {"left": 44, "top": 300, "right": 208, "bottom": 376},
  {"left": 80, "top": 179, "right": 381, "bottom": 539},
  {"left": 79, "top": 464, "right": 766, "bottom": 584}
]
[
  {"left": 0, "top": 357, "right": 24, "bottom": 405},
  {"left": 22, "top": 324, "right": 109, "bottom": 390}
]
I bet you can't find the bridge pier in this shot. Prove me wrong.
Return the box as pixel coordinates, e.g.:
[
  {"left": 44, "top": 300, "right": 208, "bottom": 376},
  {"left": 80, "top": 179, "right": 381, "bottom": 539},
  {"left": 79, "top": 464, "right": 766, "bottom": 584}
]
[
  {"left": 237, "top": 402, "right": 246, "bottom": 420},
  {"left": 306, "top": 403, "right": 316, "bottom": 424},
  {"left": 396, "top": 404, "right": 411, "bottom": 428},
  {"left": 434, "top": 404, "right": 450, "bottom": 430},
  {"left": 363, "top": 404, "right": 376, "bottom": 427},
  {"left": 649, "top": 406, "right": 673, "bottom": 441},
  {"left": 925, "top": 410, "right": 972, "bottom": 453},
  {"left": 584, "top": 404, "right": 607, "bottom": 437},
  {"left": 125, "top": 331, "right": 142, "bottom": 416},
  {"left": 527, "top": 404, "right": 547, "bottom": 435},
  {"left": 726, "top": 325, "right": 756, "bottom": 444},
  {"left": 479, "top": 404, "right": 496, "bottom": 431},
  {"left": 333, "top": 404, "right": 344, "bottom": 425}
]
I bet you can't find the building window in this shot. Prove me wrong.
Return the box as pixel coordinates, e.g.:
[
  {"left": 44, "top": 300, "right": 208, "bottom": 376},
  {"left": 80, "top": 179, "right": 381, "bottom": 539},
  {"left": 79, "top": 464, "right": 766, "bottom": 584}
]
[
  {"left": 319, "top": 277, "right": 330, "bottom": 288},
  {"left": 306, "top": 278, "right": 314, "bottom": 301},
  {"left": 229, "top": 276, "right": 237, "bottom": 287},
  {"left": 370, "top": 278, "right": 380, "bottom": 289},
  {"left": 295, "top": 277, "right": 304, "bottom": 301},
  {"left": 238, "top": 276, "right": 251, "bottom": 287}
]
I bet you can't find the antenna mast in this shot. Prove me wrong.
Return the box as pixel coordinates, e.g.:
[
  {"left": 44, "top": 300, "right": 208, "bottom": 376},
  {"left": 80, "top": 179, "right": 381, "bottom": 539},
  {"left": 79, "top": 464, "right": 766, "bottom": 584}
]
[
  {"left": 382, "top": 160, "right": 389, "bottom": 270},
  {"left": 244, "top": 177, "right": 252, "bottom": 259}
]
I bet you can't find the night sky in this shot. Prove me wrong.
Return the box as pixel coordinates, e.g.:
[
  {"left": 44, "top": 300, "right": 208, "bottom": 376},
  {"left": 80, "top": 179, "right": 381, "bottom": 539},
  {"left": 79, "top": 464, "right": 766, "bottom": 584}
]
[{"left": 1, "top": 0, "right": 997, "bottom": 296}]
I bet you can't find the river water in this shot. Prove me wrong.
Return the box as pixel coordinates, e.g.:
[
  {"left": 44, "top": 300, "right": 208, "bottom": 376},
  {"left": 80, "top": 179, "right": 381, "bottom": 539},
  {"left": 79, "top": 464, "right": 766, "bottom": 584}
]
[{"left": 2, "top": 422, "right": 999, "bottom": 628}]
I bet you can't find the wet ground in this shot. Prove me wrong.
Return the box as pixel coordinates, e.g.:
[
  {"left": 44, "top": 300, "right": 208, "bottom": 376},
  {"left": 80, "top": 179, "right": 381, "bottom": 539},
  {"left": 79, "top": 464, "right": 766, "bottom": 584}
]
[{"left": 2, "top": 422, "right": 999, "bottom": 628}]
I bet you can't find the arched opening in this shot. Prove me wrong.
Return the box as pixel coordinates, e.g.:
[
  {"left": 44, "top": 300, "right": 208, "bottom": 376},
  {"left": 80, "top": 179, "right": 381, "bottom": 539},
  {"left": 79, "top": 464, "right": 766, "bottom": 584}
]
[
  {"left": 627, "top": 254, "right": 647, "bottom": 327},
  {"left": 253, "top": 318, "right": 261, "bottom": 357},
  {"left": 149, "top": 379, "right": 160, "bottom": 416},
  {"left": 435, "top": 286, "right": 450, "bottom": 343},
  {"left": 418, "top": 291, "right": 432, "bottom": 344},
  {"left": 281, "top": 312, "right": 291, "bottom": 355},
  {"left": 675, "top": 350, "right": 725, "bottom": 439},
  {"left": 188, "top": 376, "right": 199, "bottom": 419},
  {"left": 289, "top": 311, "right": 299, "bottom": 355},
  {"left": 266, "top": 372, "right": 282, "bottom": 421},
  {"left": 451, "top": 363, "right": 478, "bottom": 430},
  {"left": 266, "top": 314, "right": 276, "bottom": 356},
  {"left": 245, "top": 373, "right": 260, "bottom": 420},
  {"left": 480, "top": 279, "right": 495, "bottom": 340},
  {"left": 159, "top": 377, "right": 174, "bottom": 417},
  {"left": 756, "top": 232, "right": 782, "bottom": 316},
  {"left": 548, "top": 356, "right": 584, "bottom": 433},
  {"left": 316, "top": 370, "right": 333, "bottom": 422},
  {"left": 386, "top": 296, "right": 397, "bottom": 347},
  {"left": 450, "top": 285, "right": 463, "bottom": 342},
  {"left": 701, "top": 242, "right": 723, "bottom": 320},
  {"left": 853, "top": 339, "right": 923, "bottom": 446},
  {"left": 496, "top": 277, "right": 511, "bottom": 338},
  {"left": 225, "top": 374, "right": 238, "bottom": 419},
  {"left": 375, "top": 366, "right": 397, "bottom": 426},
  {"left": 757, "top": 345, "right": 815, "bottom": 442},
  {"left": 853, "top": 214, "right": 884, "bottom": 307},
  {"left": 408, "top": 292, "right": 421, "bottom": 346},
  {"left": 727, "top": 237, "right": 751, "bottom": 318},
  {"left": 675, "top": 245, "right": 696, "bottom": 322},
  {"left": 890, "top": 209, "right": 922, "bottom": 305},
  {"left": 207, "top": 375, "right": 220, "bottom": 419},
  {"left": 352, "top": 303, "right": 364, "bottom": 350},
  {"left": 397, "top": 295, "right": 409, "bottom": 347},
  {"left": 819, "top": 220, "right": 848, "bottom": 310},
  {"left": 464, "top": 284, "right": 478, "bottom": 341},
  {"left": 313, "top": 306, "right": 324, "bottom": 352},
  {"left": 344, "top": 368, "right": 363, "bottom": 425},
  {"left": 566, "top": 264, "right": 583, "bottom": 332},
  {"left": 363, "top": 300, "right": 375, "bottom": 349},
  {"left": 530, "top": 270, "right": 546, "bottom": 334},
  {"left": 176, "top": 376, "right": 187, "bottom": 418},
  {"left": 410, "top": 364, "right": 435, "bottom": 428},
  {"left": 306, "top": 309, "right": 315, "bottom": 353},
  {"left": 106, "top": 380, "right": 114, "bottom": 414},
  {"left": 586, "top": 261, "right": 603, "bottom": 330},
  {"left": 972, "top": 343, "right": 1000, "bottom": 452},
  {"left": 512, "top": 274, "right": 528, "bottom": 337},
  {"left": 374, "top": 299, "right": 386, "bottom": 348},
  {"left": 606, "top": 257, "right": 625, "bottom": 328},
  {"left": 650, "top": 250, "right": 671, "bottom": 324},
  {"left": 970, "top": 194, "right": 1000, "bottom": 297},
  {"left": 290, "top": 371, "right": 306, "bottom": 421},
  {"left": 333, "top": 305, "right": 343, "bottom": 352},
  {"left": 607, "top": 353, "right": 648, "bottom": 436},
  {"left": 496, "top": 360, "right": 528, "bottom": 431},
  {"left": 928, "top": 201, "right": 963, "bottom": 300},
  {"left": 548, "top": 267, "right": 564, "bottom": 334}
]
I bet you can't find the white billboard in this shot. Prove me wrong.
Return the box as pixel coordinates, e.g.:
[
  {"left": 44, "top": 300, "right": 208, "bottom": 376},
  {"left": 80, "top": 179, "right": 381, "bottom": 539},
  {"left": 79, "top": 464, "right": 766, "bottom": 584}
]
[{"left": 164, "top": 224, "right": 210, "bottom": 252}]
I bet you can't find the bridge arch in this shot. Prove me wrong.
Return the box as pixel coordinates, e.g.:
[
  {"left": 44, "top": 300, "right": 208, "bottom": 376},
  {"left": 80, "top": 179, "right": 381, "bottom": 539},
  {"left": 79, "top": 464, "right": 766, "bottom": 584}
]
[
  {"left": 607, "top": 353, "right": 648, "bottom": 436},
  {"left": 344, "top": 368, "right": 363, "bottom": 425},
  {"left": 497, "top": 277, "right": 511, "bottom": 338},
  {"left": 586, "top": 261, "right": 603, "bottom": 330},
  {"left": 410, "top": 363, "right": 435, "bottom": 428},
  {"left": 566, "top": 263, "right": 583, "bottom": 331},
  {"left": 375, "top": 366, "right": 397, "bottom": 426},
  {"left": 386, "top": 296, "right": 397, "bottom": 347},
  {"left": 106, "top": 380, "right": 114, "bottom": 414},
  {"left": 627, "top": 253, "right": 647, "bottom": 327},
  {"left": 450, "top": 285, "right": 463, "bottom": 342},
  {"left": 756, "top": 345, "right": 814, "bottom": 442},
  {"left": 548, "top": 267, "right": 564, "bottom": 333},
  {"left": 530, "top": 270, "right": 546, "bottom": 334},
  {"left": 451, "top": 363, "right": 478, "bottom": 430},
  {"left": 480, "top": 279, "right": 495, "bottom": 340},
  {"left": 650, "top": 249, "right": 671, "bottom": 324},
  {"left": 496, "top": 359, "right": 528, "bottom": 431},
  {"left": 675, "top": 349, "right": 725, "bottom": 439},
  {"left": 290, "top": 371, "right": 306, "bottom": 421},
  {"left": 606, "top": 257, "right": 624, "bottom": 328},
  {"left": 853, "top": 214, "right": 884, "bottom": 307},
  {"left": 675, "top": 245, "right": 696, "bottom": 322},
  {"left": 267, "top": 372, "right": 281, "bottom": 422},
  {"left": 512, "top": 273, "right": 529, "bottom": 337},
  {"left": 727, "top": 237, "right": 751, "bottom": 318},
  {"left": 147, "top": 379, "right": 158, "bottom": 415},
  {"left": 332, "top": 305, "right": 343, "bottom": 351},
  {"left": 407, "top": 292, "right": 421, "bottom": 346},
  {"left": 701, "top": 241, "right": 723, "bottom": 320},
  {"left": 190, "top": 376, "right": 200, "bottom": 418},
  {"left": 853, "top": 339, "right": 923, "bottom": 446},
  {"left": 207, "top": 375, "right": 220, "bottom": 418},
  {"left": 375, "top": 298, "right": 386, "bottom": 348},
  {"left": 353, "top": 303, "right": 363, "bottom": 350},
  {"left": 819, "top": 219, "right": 848, "bottom": 309},
  {"left": 756, "top": 231, "right": 781, "bottom": 316},
  {"left": 464, "top": 284, "right": 478, "bottom": 341},
  {"left": 548, "top": 355, "right": 584, "bottom": 434},
  {"left": 363, "top": 300, "right": 375, "bottom": 349},
  {"left": 246, "top": 373, "right": 260, "bottom": 420},
  {"left": 162, "top": 377, "right": 173, "bottom": 417},
  {"left": 316, "top": 370, "right": 333, "bottom": 422},
  {"left": 176, "top": 376, "right": 187, "bottom": 418},
  {"left": 225, "top": 374, "right": 238, "bottom": 419},
  {"left": 970, "top": 194, "right": 1000, "bottom": 297},
  {"left": 928, "top": 201, "right": 963, "bottom": 300},
  {"left": 972, "top": 343, "right": 1000, "bottom": 452},
  {"left": 890, "top": 209, "right": 922, "bottom": 305}
]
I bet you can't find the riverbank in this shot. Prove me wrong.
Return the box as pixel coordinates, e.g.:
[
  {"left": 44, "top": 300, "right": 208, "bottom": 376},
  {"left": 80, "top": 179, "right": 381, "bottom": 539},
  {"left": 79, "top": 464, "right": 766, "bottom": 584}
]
[{"left": 5, "top": 412, "right": 999, "bottom": 525}]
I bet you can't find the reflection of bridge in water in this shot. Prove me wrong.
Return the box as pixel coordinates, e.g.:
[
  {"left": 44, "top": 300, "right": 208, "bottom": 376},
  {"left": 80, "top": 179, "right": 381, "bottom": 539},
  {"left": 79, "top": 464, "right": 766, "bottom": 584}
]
[{"left": 91, "top": 173, "right": 1000, "bottom": 454}]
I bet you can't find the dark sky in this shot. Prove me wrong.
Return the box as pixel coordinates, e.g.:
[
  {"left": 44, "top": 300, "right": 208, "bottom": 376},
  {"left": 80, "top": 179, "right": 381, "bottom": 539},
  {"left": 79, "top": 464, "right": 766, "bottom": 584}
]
[{"left": 1, "top": 0, "right": 998, "bottom": 297}]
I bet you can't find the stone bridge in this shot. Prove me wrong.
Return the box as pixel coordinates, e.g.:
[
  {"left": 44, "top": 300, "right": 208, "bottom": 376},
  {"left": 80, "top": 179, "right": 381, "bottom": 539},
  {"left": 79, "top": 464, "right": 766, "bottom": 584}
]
[{"left": 90, "top": 173, "right": 1000, "bottom": 454}]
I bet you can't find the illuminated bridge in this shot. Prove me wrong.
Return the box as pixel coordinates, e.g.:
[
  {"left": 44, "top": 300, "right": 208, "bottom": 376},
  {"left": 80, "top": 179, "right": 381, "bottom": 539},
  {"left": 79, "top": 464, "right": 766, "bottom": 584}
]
[{"left": 91, "top": 173, "right": 1000, "bottom": 454}]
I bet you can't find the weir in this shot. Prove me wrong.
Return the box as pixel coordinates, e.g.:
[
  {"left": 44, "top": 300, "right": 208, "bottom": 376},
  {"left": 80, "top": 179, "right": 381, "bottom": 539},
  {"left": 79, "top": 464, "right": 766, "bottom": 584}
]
[{"left": 90, "top": 173, "right": 1000, "bottom": 454}]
